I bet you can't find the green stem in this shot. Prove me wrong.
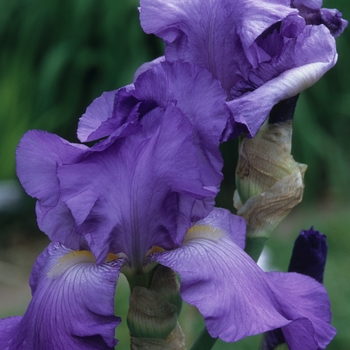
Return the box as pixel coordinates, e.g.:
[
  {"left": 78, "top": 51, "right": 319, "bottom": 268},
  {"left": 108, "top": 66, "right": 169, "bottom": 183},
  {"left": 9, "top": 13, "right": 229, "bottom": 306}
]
[
  {"left": 190, "top": 328, "right": 217, "bottom": 350},
  {"left": 244, "top": 236, "right": 268, "bottom": 262}
]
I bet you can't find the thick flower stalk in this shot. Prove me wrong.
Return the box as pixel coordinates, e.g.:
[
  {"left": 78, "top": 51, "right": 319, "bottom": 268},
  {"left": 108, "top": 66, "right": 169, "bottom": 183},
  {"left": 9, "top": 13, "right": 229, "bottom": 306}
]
[{"left": 139, "top": 0, "right": 347, "bottom": 139}]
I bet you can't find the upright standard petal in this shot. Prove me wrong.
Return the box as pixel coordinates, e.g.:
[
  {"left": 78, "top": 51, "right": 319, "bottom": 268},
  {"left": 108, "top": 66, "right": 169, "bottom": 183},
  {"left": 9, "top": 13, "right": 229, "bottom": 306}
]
[
  {"left": 140, "top": 0, "right": 295, "bottom": 92},
  {"left": 77, "top": 60, "right": 229, "bottom": 185},
  {"left": 60, "top": 106, "right": 216, "bottom": 266},
  {"left": 151, "top": 208, "right": 335, "bottom": 347},
  {"left": 77, "top": 86, "right": 140, "bottom": 143},
  {"left": 140, "top": 0, "right": 344, "bottom": 137},
  {"left": 0, "top": 243, "right": 123, "bottom": 350},
  {"left": 17, "top": 104, "right": 216, "bottom": 266},
  {"left": 124, "top": 60, "right": 229, "bottom": 184}
]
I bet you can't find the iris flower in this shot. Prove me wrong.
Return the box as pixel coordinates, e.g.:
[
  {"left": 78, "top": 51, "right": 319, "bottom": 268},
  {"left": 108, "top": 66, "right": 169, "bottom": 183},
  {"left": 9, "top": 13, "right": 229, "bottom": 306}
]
[
  {"left": 3, "top": 67, "right": 335, "bottom": 348},
  {"left": 139, "top": 0, "right": 347, "bottom": 138}
]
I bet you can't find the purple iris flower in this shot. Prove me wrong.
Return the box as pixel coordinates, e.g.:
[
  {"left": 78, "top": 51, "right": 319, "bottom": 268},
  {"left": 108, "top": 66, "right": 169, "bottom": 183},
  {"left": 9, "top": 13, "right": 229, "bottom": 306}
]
[
  {"left": 139, "top": 0, "right": 347, "bottom": 138},
  {"left": 0, "top": 243, "right": 123, "bottom": 350},
  {"left": 262, "top": 227, "right": 330, "bottom": 349},
  {"left": 9, "top": 88, "right": 334, "bottom": 348}
]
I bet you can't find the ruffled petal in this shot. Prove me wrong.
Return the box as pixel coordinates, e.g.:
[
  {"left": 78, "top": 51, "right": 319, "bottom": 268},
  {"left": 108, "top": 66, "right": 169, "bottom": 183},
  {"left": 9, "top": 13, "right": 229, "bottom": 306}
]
[
  {"left": 129, "top": 60, "right": 229, "bottom": 183},
  {"left": 152, "top": 208, "right": 335, "bottom": 345},
  {"left": 62, "top": 107, "right": 216, "bottom": 265},
  {"left": 292, "top": 0, "right": 348, "bottom": 38},
  {"left": 0, "top": 243, "right": 123, "bottom": 350},
  {"left": 226, "top": 24, "right": 337, "bottom": 136},
  {"left": 140, "top": 0, "right": 295, "bottom": 91},
  {"left": 266, "top": 272, "right": 336, "bottom": 349},
  {"left": 78, "top": 60, "right": 228, "bottom": 185},
  {"left": 16, "top": 130, "right": 89, "bottom": 249},
  {"left": 77, "top": 85, "right": 140, "bottom": 143},
  {"left": 77, "top": 90, "right": 118, "bottom": 142}
]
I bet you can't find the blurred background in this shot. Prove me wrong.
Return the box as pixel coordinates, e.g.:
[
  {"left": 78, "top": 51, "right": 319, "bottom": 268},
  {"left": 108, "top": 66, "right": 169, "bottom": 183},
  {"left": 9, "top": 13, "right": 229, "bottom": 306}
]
[{"left": 0, "top": 0, "right": 349, "bottom": 349}]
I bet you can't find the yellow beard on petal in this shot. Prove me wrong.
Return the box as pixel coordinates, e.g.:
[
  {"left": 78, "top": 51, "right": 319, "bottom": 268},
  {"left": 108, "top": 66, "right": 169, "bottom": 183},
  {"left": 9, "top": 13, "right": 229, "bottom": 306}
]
[
  {"left": 184, "top": 224, "right": 224, "bottom": 243},
  {"left": 47, "top": 250, "right": 120, "bottom": 278},
  {"left": 47, "top": 250, "right": 96, "bottom": 278}
]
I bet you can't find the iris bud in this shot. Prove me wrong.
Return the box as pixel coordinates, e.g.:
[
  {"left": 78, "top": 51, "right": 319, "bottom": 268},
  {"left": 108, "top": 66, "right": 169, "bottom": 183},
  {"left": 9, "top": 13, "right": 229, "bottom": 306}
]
[
  {"left": 234, "top": 119, "right": 306, "bottom": 259},
  {"left": 127, "top": 265, "right": 185, "bottom": 349},
  {"left": 235, "top": 120, "right": 307, "bottom": 234},
  {"left": 234, "top": 94, "right": 306, "bottom": 260}
]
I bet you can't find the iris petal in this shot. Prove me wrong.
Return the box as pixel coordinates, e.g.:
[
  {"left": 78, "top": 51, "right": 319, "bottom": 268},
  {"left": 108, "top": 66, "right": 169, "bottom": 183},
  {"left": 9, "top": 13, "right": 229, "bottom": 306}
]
[
  {"left": 152, "top": 208, "right": 335, "bottom": 346},
  {"left": 60, "top": 106, "right": 215, "bottom": 265},
  {"left": 0, "top": 243, "right": 123, "bottom": 350},
  {"left": 16, "top": 130, "right": 89, "bottom": 250}
]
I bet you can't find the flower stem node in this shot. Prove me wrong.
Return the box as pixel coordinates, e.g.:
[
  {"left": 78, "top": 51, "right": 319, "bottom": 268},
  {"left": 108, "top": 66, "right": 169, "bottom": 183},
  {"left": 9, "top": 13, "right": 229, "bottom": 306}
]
[
  {"left": 234, "top": 120, "right": 307, "bottom": 243},
  {"left": 127, "top": 265, "right": 184, "bottom": 349}
]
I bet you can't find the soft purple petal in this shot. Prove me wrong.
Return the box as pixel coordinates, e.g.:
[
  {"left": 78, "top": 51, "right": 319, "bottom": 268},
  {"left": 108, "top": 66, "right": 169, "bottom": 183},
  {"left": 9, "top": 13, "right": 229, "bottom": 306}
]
[
  {"left": 133, "top": 56, "right": 166, "bottom": 81},
  {"left": 129, "top": 60, "right": 228, "bottom": 183},
  {"left": 60, "top": 106, "right": 215, "bottom": 265},
  {"left": 319, "top": 9, "right": 348, "bottom": 38},
  {"left": 292, "top": 0, "right": 322, "bottom": 11},
  {"left": 88, "top": 60, "right": 228, "bottom": 185},
  {"left": 140, "top": 0, "right": 295, "bottom": 92},
  {"left": 152, "top": 208, "right": 334, "bottom": 346},
  {"left": 77, "top": 85, "right": 140, "bottom": 143},
  {"left": 0, "top": 317, "right": 22, "bottom": 341},
  {"left": 77, "top": 90, "right": 118, "bottom": 142},
  {"left": 0, "top": 243, "right": 123, "bottom": 350},
  {"left": 78, "top": 60, "right": 228, "bottom": 184},
  {"left": 292, "top": 0, "right": 348, "bottom": 38},
  {"left": 267, "top": 272, "right": 336, "bottom": 349},
  {"left": 226, "top": 24, "right": 337, "bottom": 136},
  {"left": 16, "top": 130, "right": 89, "bottom": 249}
]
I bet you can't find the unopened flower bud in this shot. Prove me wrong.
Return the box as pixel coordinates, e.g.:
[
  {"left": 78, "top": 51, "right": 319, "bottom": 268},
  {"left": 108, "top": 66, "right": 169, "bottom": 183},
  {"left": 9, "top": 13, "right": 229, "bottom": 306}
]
[
  {"left": 288, "top": 227, "right": 328, "bottom": 283},
  {"left": 127, "top": 265, "right": 185, "bottom": 349},
  {"left": 234, "top": 120, "right": 306, "bottom": 240}
]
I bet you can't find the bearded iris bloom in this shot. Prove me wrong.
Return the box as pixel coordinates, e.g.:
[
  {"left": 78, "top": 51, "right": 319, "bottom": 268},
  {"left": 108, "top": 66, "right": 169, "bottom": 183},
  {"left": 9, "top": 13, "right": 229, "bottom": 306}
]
[
  {"left": 139, "top": 0, "right": 347, "bottom": 138},
  {"left": 1, "top": 65, "right": 334, "bottom": 348}
]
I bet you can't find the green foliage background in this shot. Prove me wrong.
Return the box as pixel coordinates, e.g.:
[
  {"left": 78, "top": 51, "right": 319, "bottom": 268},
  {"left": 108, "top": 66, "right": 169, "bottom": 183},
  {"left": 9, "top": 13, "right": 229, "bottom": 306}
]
[{"left": 0, "top": 0, "right": 349, "bottom": 349}]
